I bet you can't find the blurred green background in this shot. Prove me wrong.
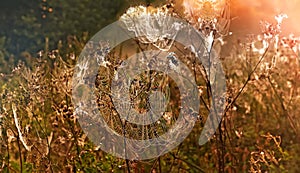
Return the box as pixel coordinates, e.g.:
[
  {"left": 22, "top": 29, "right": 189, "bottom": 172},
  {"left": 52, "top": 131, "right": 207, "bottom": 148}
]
[{"left": 0, "top": 0, "right": 163, "bottom": 63}]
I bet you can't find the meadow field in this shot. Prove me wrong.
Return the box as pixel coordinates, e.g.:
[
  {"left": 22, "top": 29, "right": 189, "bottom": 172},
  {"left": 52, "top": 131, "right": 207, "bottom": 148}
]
[{"left": 0, "top": 0, "right": 299, "bottom": 172}]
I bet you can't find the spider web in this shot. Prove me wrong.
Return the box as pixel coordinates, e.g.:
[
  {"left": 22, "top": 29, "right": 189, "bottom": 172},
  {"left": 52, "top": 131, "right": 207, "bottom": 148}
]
[{"left": 95, "top": 64, "right": 181, "bottom": 141}]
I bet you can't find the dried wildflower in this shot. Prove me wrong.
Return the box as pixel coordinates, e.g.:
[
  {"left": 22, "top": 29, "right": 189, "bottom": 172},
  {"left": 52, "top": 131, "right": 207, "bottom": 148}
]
[
  {"left": 183, "top": 0, "right": 231, "bottom": 37},
  {"left": 260, "top": 13, "right": 287, "bottom": 39},
  {"left": 182, "top": 0, "right": 231, "bottom": 53},
  {"left": 120, "top": 4, "right": 183, "bottom": 51},
  {"left": 281, "top": 34, "right": 300, "bottom": 55},
  {"left": 251, "top": 35, "right": 269, "bottom": 55}
]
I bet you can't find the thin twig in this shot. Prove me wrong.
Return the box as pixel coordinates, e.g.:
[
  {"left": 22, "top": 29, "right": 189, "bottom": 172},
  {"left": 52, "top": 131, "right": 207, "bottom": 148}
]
[
  {"left": 224, "top": 44, "right": 270, "bottom": 114},
  {"left": 267, "top": 76, "right": 299, "bottom": 138},
  {"left": 12, "top": 104, "right": 31, "bottom": 151},
  {"left": 171, "top": 153, "right": 205, "bottom": 173}
]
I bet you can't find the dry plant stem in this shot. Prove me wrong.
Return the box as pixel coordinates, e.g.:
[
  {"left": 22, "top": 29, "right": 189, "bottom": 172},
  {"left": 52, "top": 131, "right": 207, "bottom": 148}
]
[
  {"left": 64, "top": 80, "right": 82, "bottom": 172},
  {"left": 205, "top": 40, "right": 226, "bottom": 172},
  {"left": 12, "top": 104, "right": 31, "bottom": 151},
  {"left": 17, "top": 134, "right": 22, "bottom": 173},
  {"left": 150, "top": 156, "right": 162, "bottom": 172},
  {"left": 158, "top": 157, "right": 162, "bottom": 173},
  {"left": 8, "top": 124, "right": 23, "bottom": 172},
  {"left": 218, "top": 40, "right": 270, "bottom": 172},
  {"left": 108, "top": 90, "right": 130, "bottom": 173},
  {"left": 167, "top": 143, "right": 183, "bottom": 172},
  {"left": 174, "top": 39, "right": 211, "bottom": 112},
  {"left": 267, "top": 76, "right": 299, "bottom": 139},
  {"left": 97, "top": 74, "right": 130, "bottom": 173},
  {"left": 286, "top": 80, "right": 295, "bottom": 108},
  {"left": 43, "top": 114, "right": 53, "bottom": 172},
  {"left": 222, "top": 116, "right": 236, "bottom": 163},
  {"left": 218, "top": 126, "right": 225, "bottom": 173},
  {"left": 170, "top": 153, "right": 205, "bottom": 173},
  {"left": 175, "top": 42, "right": 211, "bottom": 111},
  {"left": 31, "top": 111, "right": 53, "bottom": 172},
  {"left": 224, "top": 43, "right": 271, "bottom": 115},
  {"left": 206, "top": 47, "right": 225, "bottom": 172},
  {"left": 6, "top": 133, "right": 10, "bottom": 173}
]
